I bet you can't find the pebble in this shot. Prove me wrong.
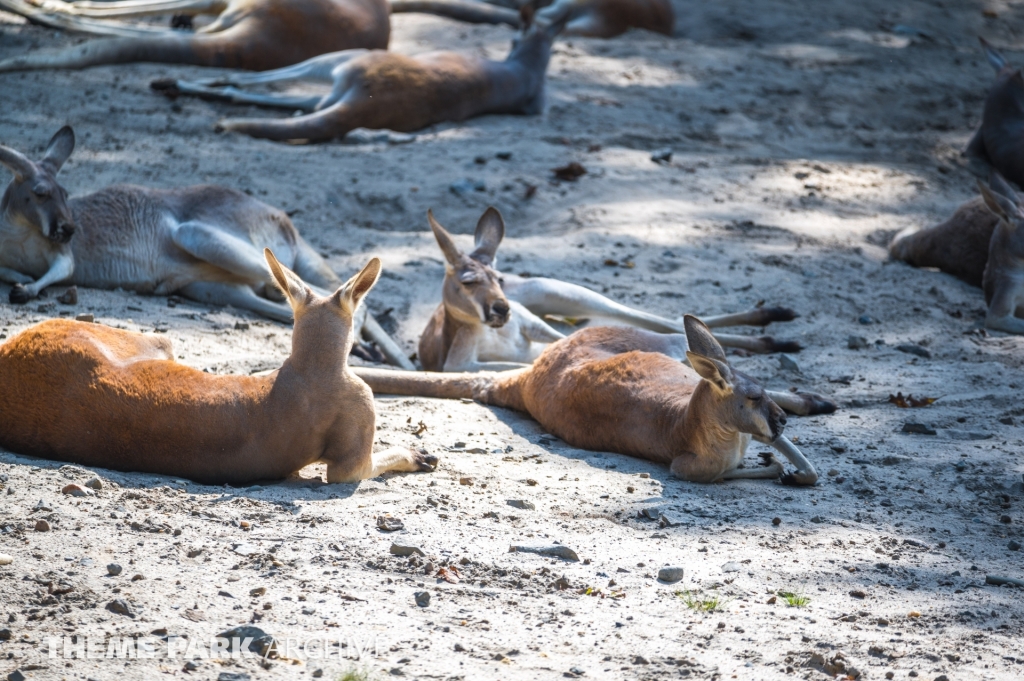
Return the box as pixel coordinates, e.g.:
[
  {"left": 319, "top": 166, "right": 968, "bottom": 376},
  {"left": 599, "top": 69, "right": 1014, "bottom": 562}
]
[
  {"left": 390, "top": 543, "right": 426, "bottom": 558},
  {"left": 216, "top": 673, "right": 251, "bottom": 681},
  {"left": 1008, "top": 540, "right": 1021, "bottom": 552},
  {"left": 61, "top": 483, "right": 90, "bottom": 497},
  {"left": 57, "top": 286, "right": 77, "bottom": 305},
  {"left": 827, "top": 469, "right": 839, "bottom": 477},
  {"left": 847, "top": 335, "right": 869, "bottom": 350},
  {"left": 107, "top": 563, "right": 122, "bottom": 576},
  {"left": 7, "top": 670, "right": 26, "bottom": 681},
  {"left": 459, "top": 477, "right": 474, "bottom": 486},
  {"left": 902, "top": 422, "right": 936, "bottom": 436},
  {"left": 858, "top": 315, "right": 875, "bottom": 325},
  {"left": 999, "top": 515, "right": 1012, "bottom": 524},
  {"left": 778, "top": 354, "right": 800, "bottom": 372},
  {"left": 105, "top": 598, "right": 135, "bottom": 617},
  {"left": 0, "top": 554, "right": 12, "bottom": 566},
  {"left": 414, "top": 591, "right": 431, "bottom": 607},
  {"left": 849, "top": 589, "right": 867, "bottom": 599},
  {"left": 84, "top": 477, "right": 103, "bottom": 490},
  {"left": 449, "top": 178, "right": 486, "bottom": 197},
  {"left": 772, "top": 517, "right": 782, "bottom": 526},
  {"left": 896, "top": 343, "right": 931, "bottom": 358},
  {"left": 721, "top": 562, "right": 742, "bottom": 573},
  {"left": 217, "top": 626, "right": 274, "bottom": 656},
  {"left": 507, "top": 500, "right": 535, "bottom": 510},
  {"left": 651, "top": 148, "right": 673, "bottom": 164},
  {"left": 75, "top": 313, "right": 95, "bottom": 323},
  {"left": 250, "top": 587, "right": 267, "bottom": 597},
  {"left": 312, "top": 670, "right": 324, "bottom": 678},
  {"left": 376, "top": 515, "right": 404, "bottom": 532},
  {"left": 657, "top": 566, "right": 685, "bottom": 583},
  {"left": 34, "top": 519, "right": 50, "bottom": 532},
  {"left": 0, "top": 628, "right": 11, "bottom": 641},
  {"left": 509, "top": 544, "right": 579, "bottom": 561}
]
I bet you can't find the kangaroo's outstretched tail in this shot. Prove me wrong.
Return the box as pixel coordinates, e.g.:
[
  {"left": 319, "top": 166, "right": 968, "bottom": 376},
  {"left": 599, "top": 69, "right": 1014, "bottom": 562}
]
[
  {"left": 390, "top": 0, "right": 520, "bottom": 26},
  {"left": 352, "top": 368, "right": 528, "bottom": 412},
  {"left": 0, "top": 35, "right": 203, "bottom": 72}
]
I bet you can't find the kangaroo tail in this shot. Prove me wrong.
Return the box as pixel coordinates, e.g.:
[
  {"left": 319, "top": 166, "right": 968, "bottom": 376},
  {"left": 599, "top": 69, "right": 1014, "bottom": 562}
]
[
  {"left": 352, "top": 367, "right": 528, "bottom": 412},
  {"left": 389, "top": 0, "right": 520, "bottom": 26},
  {"left": 0, "top": 35, "right": 202, "bottom": 72}
]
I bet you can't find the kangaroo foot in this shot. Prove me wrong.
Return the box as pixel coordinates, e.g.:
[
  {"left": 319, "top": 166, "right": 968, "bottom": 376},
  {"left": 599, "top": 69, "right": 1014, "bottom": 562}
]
[
  {"left": 758, "top": 452, "right": 784, "bottom": 477},
  {"left": 9, "top": 284, "right": 31, "bottom": 304},
  {"left": 797, "top": 392, "right": 838, "bottom": 415},
  {"left": 413, "top": 448, "right": 439, "bottom": 472},
  {"left": 780, "top": 469, "right": 818, "bottom": 487}
]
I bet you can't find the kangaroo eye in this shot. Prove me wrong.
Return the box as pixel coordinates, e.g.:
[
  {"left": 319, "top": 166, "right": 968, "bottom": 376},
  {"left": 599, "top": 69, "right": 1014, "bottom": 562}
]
[
  {"left": 32, "top": 187, "right": 50, "bottom": 198},
  {"left": 749, "top": 394, "right": 762, "bottom": 402}
]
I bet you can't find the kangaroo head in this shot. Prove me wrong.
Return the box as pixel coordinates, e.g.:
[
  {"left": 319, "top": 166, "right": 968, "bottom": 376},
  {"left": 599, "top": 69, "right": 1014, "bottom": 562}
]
[
  {"left": 511, "top": 0, "right": 572, "bottom": 56},
  {"left": 0, "top": 126, "right": 76, "bottom": 244},
  {"left": 265, "top": 247, "right": 381, "bottom": 357},
  {"left": 683, "top": 314, "right": 787, "bottom": 442},
  {"left": 428, "top": 208, "right": 510, "bottom": 328},
  {"left": 979, "top": 174, "right": 1024, "bottom": 249}
]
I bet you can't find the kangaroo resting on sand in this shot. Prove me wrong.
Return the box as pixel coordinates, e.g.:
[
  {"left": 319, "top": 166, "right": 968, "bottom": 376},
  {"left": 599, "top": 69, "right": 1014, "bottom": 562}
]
[
  {"left": 159, "top": 5, "right": 570, "bottom": 142},
  {"left": 420, "top": 207, "right": 804, "bottom": 373},
  {"left": 0, "top": 250, "right": 438, "bottom": 485},
  {"left": 0, "top": 0, "right": 519, "bottom": 73},
  {"left": 963, "top": 38, "right": 1024, "bottom": 187},
  {"left": 356, "top": 316, "right": 821, "bottom": 485},
  {"left": 974, "top": 176, "right": 1024, "bottom": 334},
  {"left": 482, "top": 0, "right": 673, "bottom": 38},
  {"left": 0, "top": 126, "right": 413, "bottom": 368}
]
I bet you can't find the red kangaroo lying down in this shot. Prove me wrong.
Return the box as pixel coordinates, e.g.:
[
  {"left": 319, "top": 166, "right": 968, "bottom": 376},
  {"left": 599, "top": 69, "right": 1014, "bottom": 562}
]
[
  {"left": 356, "top": 316, "right": 827, "bottom": 485},
  {"left": 0, "top": 0, "right": 518, "bottom": 73},
  {"left": 0, "top": 249, "right": 438, "bottom": 485}
]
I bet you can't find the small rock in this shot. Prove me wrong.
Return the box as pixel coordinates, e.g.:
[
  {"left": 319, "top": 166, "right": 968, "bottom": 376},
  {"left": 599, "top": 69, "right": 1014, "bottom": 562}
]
[
  {"left": 376, "top": 515, "right": 404, "bottom": 532},
  {"left": 496, "top": 151, "right": 512, "bottom": 160},
  {"left": 0, "top": 554, "right": 12, "bottom": 566},
  {"left": 1008, "top": 540, "right": 1021, "bottom": 552},
  {"left": 507, "top": 500, "right": 535, "bottom": 510},
  {"left": 414, "top": 591, "right": 431, "bottom": 607},
  {"left": 0, "top": 628, "right": 11, "bottom": 641},
  {"left": 657, "top": 566, "right": 684, "bottom": 583},
  {"left": 217, "top": 673, "right": 251, "bottom": 681},
  {"left": 934, "top": 676, "right": 949, "bottom": 681},
  {"left": 186, "top": 548, "right": 203, "bottom": 558},
  {"left": 33, "top": 500, "right": 52, "bottom": 511},
  {"left": 449, "top": 178, "right": 486, "bottom": 197},
  {"left": 106, "top": 598, "right": 135, "bottom": 617},
  {"left": 61, "top": 483, "right": 90, "bottom": 497},
  {"left": 459, "top": 477, "right": 474, "bottom": 486},
  {"left": 902, "top": 422, "right": 936, "bottom": 435},
  {"left": 84, "top": 477, "right": 102, "bottom": 490},
  {"left": 626, "top": 486, "right": 635, "bottom": 493},
  {"left": 107, "top": 563, "right": 122, "bottom": 576},
  {"left": 896, "top": 343, "right": 931, "bottom": 359},
  {"left": 778, "top": 354, "right": 800, "bottom": 372},
  {"left": 57, "top": 286, "right": 78, "bottom": 305},
  {"left": 858, "top": 315, "right": 875, "bottom": 325},
  {"left": 34, "top": 519, "right": 50, "bottom": 532},
  {"left": 847, "top": 335, "right": 868, "bottom": 350},
  {"left": 7, "top": 671, "right": 26, "bottom": 681},
  {"left": 849, "top": 589, "right": 867, "bottom": 599},
  {"left": 454, "top": 643, "right": 466, "bottom": 651},
  {"left": 526, "top": 479, "right": 538, "bottom": 486},
  {"left": 312, "top": 671, "right": 324, "bottom": 679},
  {"left": 217, "top": 626, "right": 275, "bottom": 656},
  {"left": 552, "top": 162, "right": 587, "bottom": 182},
  {"left": 632, "top": 655, "right": 649, "bottom": 665},
  {"left": 827, "top": 469, "right": 839, "bottom": 477},
  {"left": 722, "top": 561, "right": 742, "bottom": 573},
  {"left": 75, "top": 313, "right": 94, "bottom": 323},
  {"left": 184, "top": 660, "right": 202, "bottom": 671},
  {"left": 772, "top": 517, "right": 782, "bottom": 526},
  {"left": 810, "top": 516, "right": 824, "bottom": 523},
  {"left": 234, "top": 321, "right": 249, "bottom": 331},
  {"left": 390, "top": 543, "right": 426, "bottom": 558},
  {"left": 1000, "top": 514, "right": 1012, "bottom": 524},
  {"left": 651, "top": 148, "right": 673, "bottom": 164},
  {"left": 509, "top": 544, "right": 579, "bottom": 561},
  {"left": 250, "top": 587, "right": 267, "bottom": 597}
]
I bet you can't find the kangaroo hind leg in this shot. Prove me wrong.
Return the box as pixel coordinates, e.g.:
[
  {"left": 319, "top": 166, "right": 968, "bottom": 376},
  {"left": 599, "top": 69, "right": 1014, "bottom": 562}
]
[
  {"left": 178, "top": 281, "right": 293, "bottom": 323},
  {"left": 68, "top": 0, "right": 226, "bottom": 18}
]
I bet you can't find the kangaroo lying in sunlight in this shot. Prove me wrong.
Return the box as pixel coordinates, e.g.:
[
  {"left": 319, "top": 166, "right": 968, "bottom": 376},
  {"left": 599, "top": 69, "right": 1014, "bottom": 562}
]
[
  {"left": 0, "top": 126, "right": 412, "bottom": 368},
  {"left": 890, "top": 174, "right": 1024, "bottom": 334},
  {"left": 0, "top": 250, "right": 437, "bottom": 484},
  {"left": 420, "top": 207, "right": 804, "bottom": 374},
  {"left": 357, "top": 316, "right": 821, "bottom": 485},
  {"left": 159, "top": 4, "right": 570, "bottom": 142},
  {"left": 482, "top": 0, "right": 673, "bottom": 38},
  {"left": 0, "top": 0, "right": 518, "bottom": 73}
]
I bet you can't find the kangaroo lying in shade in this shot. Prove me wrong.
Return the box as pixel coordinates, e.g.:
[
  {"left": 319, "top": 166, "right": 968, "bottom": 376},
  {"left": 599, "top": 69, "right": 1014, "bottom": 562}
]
[
  {"left": 0, "top": 0, "right": 519, "bottom": 73},
  {"left": 356, "top": 316, "right": 821, "bottom": 485},
  {"left": 481, "top": 0, "right": 673, "bottom": 38},
  {"left": 159, "top": 4, "right": 570, "bottom": 142},
  {"left": 0, "top": 250, "right": 438, "bottom": 484},
  {"left": 0, "top": 126, "right": 412, "bottom": 368},
  {"left": 420, "top": 207, "right": 806, "bottom": 374},
  {"left": 964, "top": 38, "right": 1024, "bottom": 187},
  {"left": 889, "top": 174, "right": 1024, "bottom": 334}
]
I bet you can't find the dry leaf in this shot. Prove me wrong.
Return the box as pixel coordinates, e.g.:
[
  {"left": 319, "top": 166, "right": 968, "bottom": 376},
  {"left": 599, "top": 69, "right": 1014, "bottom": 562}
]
[
  {"left": 552, "top": 162, "right": 587, "bottom": 181},
  {"left": 888, "top": 392, "right": 938, "bottom": 408},
  {"left": 436, "top": 566, "right": 460, "bottom": 584}
]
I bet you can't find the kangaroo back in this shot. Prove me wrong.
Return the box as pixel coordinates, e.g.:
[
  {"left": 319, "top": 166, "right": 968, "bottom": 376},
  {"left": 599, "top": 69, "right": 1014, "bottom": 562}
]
[{"left": 889, "top": 196, "right": 995, "bottom": 288}]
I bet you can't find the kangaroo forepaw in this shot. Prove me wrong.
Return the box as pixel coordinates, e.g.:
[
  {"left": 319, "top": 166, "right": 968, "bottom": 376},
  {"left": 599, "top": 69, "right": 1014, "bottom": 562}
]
[
  {"left": 350, "top": 341, "right": 386, "bottom": 364},
  {"left": 759, "top": 306, "right": 799, "bottom": 324},
  {"left": 780, "top": 469, "right": 818, "bottom": 487},
  {"left": 760, "top": 336, "right": 803, "bottom": 354},
  {"left": 9, "top": 284, "right": 31, "bottom": 305},
  {"left": 758, "top": 452, "right": 779, "bottom": 466},
  {"left": 797, "top": 392, "right": 838, "bottom": 415},
  {"left": 413, "top": 448, "right": 439, "bottom": 472}
]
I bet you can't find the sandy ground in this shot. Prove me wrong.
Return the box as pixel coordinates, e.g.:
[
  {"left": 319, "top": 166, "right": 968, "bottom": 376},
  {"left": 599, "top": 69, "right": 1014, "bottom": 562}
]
[{"left": 2, "top": 1, "right": 1024, "bottom": 679}]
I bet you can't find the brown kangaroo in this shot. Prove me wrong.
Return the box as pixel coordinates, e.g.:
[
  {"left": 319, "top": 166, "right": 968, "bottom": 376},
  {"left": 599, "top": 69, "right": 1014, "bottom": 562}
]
[
  {"left": 0, "top": 0, "right": 517, "bottom": 73},
  {"left": 975, "top": 177, "right": 1024, "bottom": 334},
  {"left": 0, "top": 249, "right": 438, "bottom": 485},
  {"left": 484, "top": 0, "right": 674, "bottom": 38},
  {"left": 0, "top": 126, "right": 412, "bottom": 368},
  {"left": 163, "top": 5, "right": 570, "bottom": 142},
  {"left": 419, "top": 207, "right": 803, "bottom": 373},
  {"left": 356, "top": 316, "right": 822, "bottom": 485},
  {"left": 963, "top": 38, "right": 1024, "bottom": 186}
]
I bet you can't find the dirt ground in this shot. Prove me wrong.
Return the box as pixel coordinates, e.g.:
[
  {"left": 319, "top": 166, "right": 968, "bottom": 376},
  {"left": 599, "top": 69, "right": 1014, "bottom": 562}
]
[{"left": 2, "top": 1, "right": 1024, "bottom": 679}]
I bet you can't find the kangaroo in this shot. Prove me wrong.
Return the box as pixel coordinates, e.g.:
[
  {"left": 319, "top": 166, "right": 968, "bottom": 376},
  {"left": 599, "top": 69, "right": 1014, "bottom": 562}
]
[
  {"left": 160, "top": 4, "right": 570, "bottom": 142},
  {"left": 420, "top": 207, "right": 804, "bottom": 373},
  {"left": 975, "top": 177, "right": 1024, "bottom": 334},
  {"left": 356, "top": 316, "right": 821, "bottom": 485},
  {"left": 0, "top": 250, "right": 438, "bottom": 485},
  {"left": 0, "top": 0, "right": 519, "bottom": 73},
  {"left": 963, "top": 38, "right": 1024, "bottom": 186},
  {"left": 0, "top": 126, "right": 413, "bottom": 369},
  {"left": 484, "top": 0, "right": 674, "bottom": 38}
]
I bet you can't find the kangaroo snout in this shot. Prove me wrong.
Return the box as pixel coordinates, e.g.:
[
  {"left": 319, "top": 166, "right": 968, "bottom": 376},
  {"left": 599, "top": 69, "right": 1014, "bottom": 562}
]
[
  {"left": 51, "top": 220, "right": 75, "bottom": 244},
  {"left": 486, "top": 299, "right": 511, "bottom": 327},
  {"left": 769, "top": 403, "right": 787, "bottom": 440}
]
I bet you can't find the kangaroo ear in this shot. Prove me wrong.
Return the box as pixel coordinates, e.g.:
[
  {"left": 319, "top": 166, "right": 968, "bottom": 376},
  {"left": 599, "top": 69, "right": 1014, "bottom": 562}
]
[
  {"left": 979, "top": 179, "right": 1020, "bottom": 221},
  {"left": 981, "top": 37, "right": 1008, "bottom": 72},
  {"left": 40, "top": 126, "right": 75, "bottom": 175},
  {"left": 683, "top": 314, "right": 727, "bottom": 362},
  {"left": 687, "top": 352, "right": 734, "bottom": 393},
  {"left": 428, "top": 210, "right": 463, "bottom": 267},
  {"left": 0, "top": 143, "right": 34, "bottom": 181},
  {"left": 265, "top": 248, "right": 310, "bottom": 310},
  {"left": 337, "top": 257, "right": 381, "bottom": 313},
  {"left": 471, "top": 207, "right": 505, "bottom": 266}
]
